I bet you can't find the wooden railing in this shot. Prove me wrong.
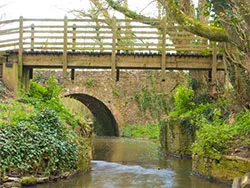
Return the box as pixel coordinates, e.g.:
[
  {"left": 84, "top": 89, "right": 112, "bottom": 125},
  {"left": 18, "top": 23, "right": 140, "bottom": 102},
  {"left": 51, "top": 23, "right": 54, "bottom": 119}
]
[{"left": 0, "top": 16, "right": 211, "bottom": 54}]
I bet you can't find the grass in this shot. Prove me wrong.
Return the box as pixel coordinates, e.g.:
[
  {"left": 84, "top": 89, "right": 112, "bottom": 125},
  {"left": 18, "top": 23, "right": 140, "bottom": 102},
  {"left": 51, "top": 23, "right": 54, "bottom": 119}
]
[{"left": 121, "top": 123, "right": 159, "bottom": 140}]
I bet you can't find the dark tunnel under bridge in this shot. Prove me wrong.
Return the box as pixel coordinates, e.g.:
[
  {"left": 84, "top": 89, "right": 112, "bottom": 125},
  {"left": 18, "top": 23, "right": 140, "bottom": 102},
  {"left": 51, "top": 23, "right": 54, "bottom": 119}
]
[{"left": 65, "top": 93, "right": 119, "bottom": 137}]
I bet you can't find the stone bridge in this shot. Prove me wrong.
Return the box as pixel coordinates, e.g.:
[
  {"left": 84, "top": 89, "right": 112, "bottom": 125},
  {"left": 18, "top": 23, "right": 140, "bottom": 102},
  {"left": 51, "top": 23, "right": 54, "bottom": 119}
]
[
  {"left": 36, "top": 69, "right": 188, "bottom": 136},
  {"left": 0, "top": 17, "right": 225, "bottom": 136}
]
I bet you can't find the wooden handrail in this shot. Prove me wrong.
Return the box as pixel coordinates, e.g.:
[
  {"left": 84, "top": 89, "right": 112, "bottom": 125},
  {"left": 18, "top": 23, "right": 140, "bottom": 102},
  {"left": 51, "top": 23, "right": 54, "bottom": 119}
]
[{"left": 0, "top": 16, "right": 213, "bottom": 55}]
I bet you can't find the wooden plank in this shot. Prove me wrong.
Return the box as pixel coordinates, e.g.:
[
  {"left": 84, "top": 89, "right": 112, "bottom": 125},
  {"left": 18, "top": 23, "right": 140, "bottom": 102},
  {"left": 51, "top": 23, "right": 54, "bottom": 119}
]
[
  {"left": 116, "top": 55, "right": 219, "bottom": 70},
  {"left": 0, "top": 27, "right": 20, "bottom": 33},
  {"left": 74, "top": 36, "right": 113, "bottom": 40},
  {"left": 0, "top": 38, "right": 19, "bottom": 43},
  {"left": 68, "top": 19, "right": 108, "bottom": 22},
  {"left": 66, "top": 42, "right": 112, "bottom": 46},
  {"left": 73, "top": 31, "right": 112, "bottom": 34},
  {"left": 24, "top": 47, "right": 63, "bottom": 50},
  {"left": 69, "top": 47, "right": 113, "bottom": 51},
  {"left": 21, "top": 53, "right": 224, "bottom": 70},
  {"left": 35, "top": 25, "right": 64, "bottom": 28},
  {"left": 63, "top": 16, "right": 68, "bottom": 79},
  {"left": 117, "top": 31, "right": 159, "bottom": 34},
  {"left": 32, "top": 42, "right": 64, "bottom": 45},
  {"left": 68, "top": 25, "right": 110, "bottom": 29},
  {"left": 0, "top": 43, "right": 19, "bottom": 48},
  {"left": 0, "top": 30, "right": 19, "bottom": 35},
  {"left": 23, "top": 54, "right": 63, "bottom": 67},
  {"left": 0, "top": 19, "right": 19, "bottom": 24},
  {"left": 119, "top": 25, "right": 158, "bottom": 29},
  {"left": 24, "top": 18, "right": 64, "bottom": 22},
  {"left": 29, "top": 30, "right": 63, "bottom": 34},
  {"left": 117, "top": 36, "right": 160, "bottom": 40},
  {"left": 30, "top": 36, "right": 64, "bottom": 39}
]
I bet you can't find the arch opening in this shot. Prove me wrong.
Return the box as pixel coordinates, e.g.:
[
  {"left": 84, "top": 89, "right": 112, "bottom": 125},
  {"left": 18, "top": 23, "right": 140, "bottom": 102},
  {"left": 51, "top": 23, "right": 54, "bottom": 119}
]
[{"left": 65, "top": 93, "right": 119, "bottom": 137}]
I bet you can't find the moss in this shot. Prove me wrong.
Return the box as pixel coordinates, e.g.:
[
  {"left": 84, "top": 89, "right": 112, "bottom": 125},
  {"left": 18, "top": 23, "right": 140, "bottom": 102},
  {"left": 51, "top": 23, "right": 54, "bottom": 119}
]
[
  {"left": 160, "top": 118, "right": 196, "bottom": 157},
  {"left": 193, "top": 155, "right": 250, "bottom": 183},
  {"left": 21, "top": 176, "right": 37, "bottom": 186},
  {"left": 167, "top": 0, "right": 229, "bottom": 42}
]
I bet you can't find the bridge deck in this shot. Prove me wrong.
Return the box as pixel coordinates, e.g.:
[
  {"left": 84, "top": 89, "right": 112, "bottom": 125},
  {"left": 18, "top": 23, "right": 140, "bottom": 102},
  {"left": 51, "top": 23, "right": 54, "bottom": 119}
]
[{"left": 5, "top": 50, "right": 224, "bottom": 70}]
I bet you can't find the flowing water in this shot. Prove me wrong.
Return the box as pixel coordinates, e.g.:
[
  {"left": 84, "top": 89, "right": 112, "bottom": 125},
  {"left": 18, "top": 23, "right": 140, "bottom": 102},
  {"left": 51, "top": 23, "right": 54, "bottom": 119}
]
[{"left": 33, "top": 137, "right": 229, "bottom": 188}]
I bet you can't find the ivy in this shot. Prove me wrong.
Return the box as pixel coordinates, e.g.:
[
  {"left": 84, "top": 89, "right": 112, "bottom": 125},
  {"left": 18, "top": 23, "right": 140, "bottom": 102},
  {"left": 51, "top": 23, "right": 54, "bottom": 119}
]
[
  {"left": 0, "top": 77, "right": 91, "bottom": 176},
  {"left": 134, "top": 73, "right": 170, "bottom": 119},
  {"left": 0, "top": 109, "right": 79, "bottom": 176}
]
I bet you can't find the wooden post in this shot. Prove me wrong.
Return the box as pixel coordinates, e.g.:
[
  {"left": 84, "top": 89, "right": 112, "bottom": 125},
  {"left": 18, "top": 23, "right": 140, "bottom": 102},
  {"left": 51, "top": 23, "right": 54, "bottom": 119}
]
[
  {"left": 31, "top": 24, "right": 35, "bottom": 51},
  {"left": 116, "top": 24, "right": 121, "bottom": 82},
  {"left": 161, "top": 17, "right": 167, "bottom": 81},
  {"left": 63, "top": 16, "right": 68, "bottom": 80},
  {"left": 72, "top": 24, "right": 76, "bottom": 52},
  {"left": 71, "top": 23, "right": 76, "bottom": 81},
  {"left": 29, "top": 68, "right": 33, "bottom": 79},
  {"left": 211, "top": 43, "right": 218, "bottom": 99},
  {"left": 71, "top": 69, "right": 75, "bottom": 81},
  {"left": 212, "top": 44, "right": 217, "bottom": 82},
  {"left": 111, "top": 16, "right": 117, "bottom": 82},
  {"left": 18, "top": 16, "right": 24, "bottom": 96}
]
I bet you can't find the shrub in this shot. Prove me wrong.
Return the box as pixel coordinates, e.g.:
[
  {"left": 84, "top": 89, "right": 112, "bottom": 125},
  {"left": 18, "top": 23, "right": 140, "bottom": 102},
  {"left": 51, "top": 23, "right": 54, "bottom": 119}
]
[
  {"left": 0, "top": 109, "right": 79, "bottom": 176},
  {"left": 22, "top": 77, "right": 80, "bottom": 127},
  {"left": 191, "top": 109, "right": 250, "bottom": 160},
  {"left": 169, "top": 85, "right": 195, "bottom": 118},
  {"left": 0, "top": 77, "right": 92, "bottom": 176}
]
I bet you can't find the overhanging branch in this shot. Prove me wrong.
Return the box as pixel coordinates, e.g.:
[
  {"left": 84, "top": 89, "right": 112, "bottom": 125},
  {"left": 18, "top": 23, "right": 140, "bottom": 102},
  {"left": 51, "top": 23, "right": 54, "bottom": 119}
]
[
  {"left": 161, "top": 0, "right": 229, "bottom": 42},
  {"left": 106, "top": 0, "right": 230, "bottom": 42},
  {"left": 105, "top": 0, "right": 160, "bottom": 27}
]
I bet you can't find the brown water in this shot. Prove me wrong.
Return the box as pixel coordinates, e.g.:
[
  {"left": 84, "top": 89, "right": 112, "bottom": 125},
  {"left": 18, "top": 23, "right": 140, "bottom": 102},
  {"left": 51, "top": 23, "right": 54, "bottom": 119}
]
[{"left": 33, "top": 137, "right": 229, "bottom": 188}]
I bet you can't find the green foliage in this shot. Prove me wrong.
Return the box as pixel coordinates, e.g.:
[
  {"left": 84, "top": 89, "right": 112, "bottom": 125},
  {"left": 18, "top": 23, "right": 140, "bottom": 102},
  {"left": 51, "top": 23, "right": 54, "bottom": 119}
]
[
  {"left": 192, "top": 109, "right": 250, "bottom": 160},
  {"left": 134, "top": 74, "right": 170, "bottom": 119},
  {"left": 0, "top": 109, "right": 79, "bottom": 176},
  {"left": 233, "top": 110, "right": 250, "bottom": 133},
  {"left": 85, "top": 78, "right": 94, "bottom": 88},
  {"left": 27, "top": 76, "right": 62, "bottom": 102},
  {"left": 169, "top": 85, "right": 195, "bottom": 117},
  {"left": 0, "top": 77, "right": 92, "bottom": 176},
  {"left": 191, "top": 113, "right": 231, "bottom": 160},
  {"left": 121, "top": 123, "right": 159, "bottom": 140},
  {"left": 22, "top": 76, "right": 80, "bottom": 127},
  {"left": 112, "top": 89, "right": 120, "bottom": 97},
  {"left": 0, "top": 100, "right": 34, "bottom": 127},
  {"left": 0, "top": 83, "right": 7, "bottom": 96},
  {"left": 166, "top": 84, "right": 250, "bottom": 160}
]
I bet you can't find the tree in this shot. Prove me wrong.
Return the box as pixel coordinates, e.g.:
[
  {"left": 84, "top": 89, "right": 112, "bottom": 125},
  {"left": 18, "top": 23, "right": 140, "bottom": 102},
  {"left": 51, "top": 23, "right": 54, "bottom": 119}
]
[{"left": 104, "top": 0, "right": 250, "bottom": 105}]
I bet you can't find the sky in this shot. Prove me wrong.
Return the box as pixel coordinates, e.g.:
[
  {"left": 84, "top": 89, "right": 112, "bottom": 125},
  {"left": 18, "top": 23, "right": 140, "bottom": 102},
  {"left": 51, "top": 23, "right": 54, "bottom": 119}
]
[{"left": 1, "top": 0, "right": 198, "bottom": 19}]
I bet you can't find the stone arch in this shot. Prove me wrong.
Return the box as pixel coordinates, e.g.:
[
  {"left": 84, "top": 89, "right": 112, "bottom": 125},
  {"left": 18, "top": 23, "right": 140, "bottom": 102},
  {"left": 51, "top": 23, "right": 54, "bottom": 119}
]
[{"left": 64, "top": 93, "right": 119, "bottom": 137}]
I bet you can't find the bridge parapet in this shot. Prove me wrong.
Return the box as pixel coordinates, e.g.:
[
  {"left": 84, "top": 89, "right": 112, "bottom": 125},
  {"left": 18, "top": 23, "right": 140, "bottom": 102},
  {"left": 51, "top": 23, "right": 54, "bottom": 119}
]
[
  {"left": 0, "top": 16, "right": 223, "bottom": 96},
  {"left": 0, "top": 16, "right": 212, "bottom": 53}
]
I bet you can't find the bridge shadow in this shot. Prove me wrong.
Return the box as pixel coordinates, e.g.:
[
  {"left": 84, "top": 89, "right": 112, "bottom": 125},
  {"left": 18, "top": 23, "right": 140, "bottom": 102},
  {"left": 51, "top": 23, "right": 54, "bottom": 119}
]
[{"left": 64, "top": 93, "right": 119, "bottom": 137}]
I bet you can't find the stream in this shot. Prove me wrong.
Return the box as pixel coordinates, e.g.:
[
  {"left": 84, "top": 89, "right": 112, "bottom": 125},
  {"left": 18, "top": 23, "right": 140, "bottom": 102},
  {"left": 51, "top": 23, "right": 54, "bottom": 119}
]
[{"left": 33, "top": 137, "right": 228, "bottom": 188}]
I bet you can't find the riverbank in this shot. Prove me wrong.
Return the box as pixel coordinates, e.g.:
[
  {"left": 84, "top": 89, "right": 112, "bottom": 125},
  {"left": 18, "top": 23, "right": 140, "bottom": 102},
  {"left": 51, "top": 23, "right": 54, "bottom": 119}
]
[
  {"left": 159, "top": 85, "right": 250, "bottom": 187},
  {"left": 0, "top": 78, "right": 92, "bottom": 188}
]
